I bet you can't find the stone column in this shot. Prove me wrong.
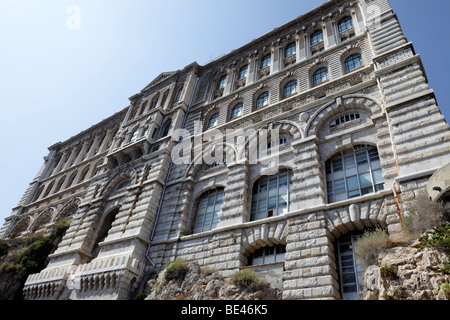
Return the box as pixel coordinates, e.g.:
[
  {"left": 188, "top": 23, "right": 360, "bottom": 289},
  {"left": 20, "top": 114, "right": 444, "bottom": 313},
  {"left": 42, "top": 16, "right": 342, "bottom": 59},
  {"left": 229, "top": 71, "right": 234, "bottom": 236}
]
[
  {"left": 283, "top": 211, "right": 339, "bottom": 300},
  {"left": 218, "top": 161, "right": 249, "bottom": 228}
]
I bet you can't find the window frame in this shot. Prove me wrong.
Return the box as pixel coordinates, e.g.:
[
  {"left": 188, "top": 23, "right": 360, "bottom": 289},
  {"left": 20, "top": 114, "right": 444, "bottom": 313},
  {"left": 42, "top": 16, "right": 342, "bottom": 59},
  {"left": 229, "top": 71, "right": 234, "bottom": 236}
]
[
  {"left": 344, "top": 53, "right": 363, "bottom": 73},
  {"left": 256, "top": 91, "right": 269, "bottom": 109},
  {"left": 192, "top": 188, "right": 224, "bottom": 234},
  {"left": 312, "top": 67, "right": 329, "bottom": 86},
  {"left": 250, "top": 169, "right": 293, "bottom": 221},
  {"left": 217, "top": 75, "right": 227, "bottom": 90},
  {"left": 325, "top": 145, "right": 385, "bottom": 204},
  {"left": 260, "top": 54, "right": 271, "bottom": 69},
  {"left": 283, "top": 79, "right": 298, "bottom": 98},
  {"left": 230, "top": 102, "right": 244, "bottom": 119},
  {"left": 284, "top": 42, "right": 296, "bottom": 58},
  {"left": 334, "top": 230, "right": 366, "bottom": 300},
  {"left": 207, "top": 112, "right": 219, "bottom": 129},
  {"left": 310, "top": 30, "right": 324, "bottom": 46},
  {"left": 238, "top": 65, "right": 248, "bottom": 80},
  {"left": 338, "top": 16, "right": 354, "bottom": 33},
  {"left": 248, "top": 244, "right": 286, "bottom": 266}
]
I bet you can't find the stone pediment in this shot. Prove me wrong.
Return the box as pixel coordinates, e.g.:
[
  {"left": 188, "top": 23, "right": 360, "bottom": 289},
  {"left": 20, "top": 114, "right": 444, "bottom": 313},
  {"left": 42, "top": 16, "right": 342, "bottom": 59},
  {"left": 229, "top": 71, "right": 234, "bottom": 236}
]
[{"left": 144, "top": 71, "right": 177, "bottom": 90}]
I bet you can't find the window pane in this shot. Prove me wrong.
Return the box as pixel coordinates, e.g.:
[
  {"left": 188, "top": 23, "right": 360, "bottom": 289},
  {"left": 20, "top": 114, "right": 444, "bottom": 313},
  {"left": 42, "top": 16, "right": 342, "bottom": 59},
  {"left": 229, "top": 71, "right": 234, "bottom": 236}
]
[
  {"left": 345, "top": 54, "right": 363, "bottom": 72},
  {"left": 311, "top": 30, "right": 323, "bottom": 45},
  {"left": 285, "top": 43, "right": 296, "bottom": 58},
  {"left": 256, "top": 92, "right": 269, "bottom": 108},
  {"left": 313, "top": 67, "right": 328, "bottom": 86},
  {"left": 238, "top": 65, "right": 248, "bottom": 79},
  {"left": 344, "top": 155, "right": 356, "bottom": 169},
  {"left": 372, "top": 170, "right": 384, "bottom": 184},
  {"left": 251, "top": 170, "right": 292, "bottom": 221},
  {"left": 332, "top": 158, "right": 343, "bottom": 172},
  {"left": 261, "top": 54, "right": 271, "bottom": 69},
  {"left": 359, "top": 172, "right": 372, "bottom": 187},
  {"left": 334, "top": 179, "right": 346, "bottom": 194},
  {"left": 339, "top": 16, "right": 354, "bottom": 33},
  {"left": 231, "top": 103, "right": 243, "bottom": 119},
  {"left": 346, "top": 176, "right": 359, "bottom": 191}
]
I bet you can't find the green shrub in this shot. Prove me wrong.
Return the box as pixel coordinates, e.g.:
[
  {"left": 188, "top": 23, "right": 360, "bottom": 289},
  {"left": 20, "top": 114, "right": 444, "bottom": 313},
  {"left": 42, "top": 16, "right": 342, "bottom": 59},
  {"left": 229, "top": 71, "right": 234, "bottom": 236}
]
[
  {"left": 164, "top": 258, "right": 189, "bottom": 281},
  {"left": 0, "top": 239, "right": 9, "bottom": 257},
  {"left": 53, "top": 218, "right": 72, "bottom": 238},
  {"left": 353, "top": 228, "right": 390, "bottom": 270},
  {"left": 403, "top": 192, "right": 449, "bottom": 236},
  {"left": 17, "top": 236, "right": 54, "bottom": 274},
  {"left": 439, "top": 258, "right": 450, "bottom": 274},
  {"left": 132, "top": 293, "right": 147, "bottom": 300},
  {"left": 418, "top": 222, "right": 450, "bottom": 254},
  {"left": 380, "top": 264, "right": 398, "bottom": 280},
  {"left": 230, "top": 269, "right": 267, "bottom": 290}
]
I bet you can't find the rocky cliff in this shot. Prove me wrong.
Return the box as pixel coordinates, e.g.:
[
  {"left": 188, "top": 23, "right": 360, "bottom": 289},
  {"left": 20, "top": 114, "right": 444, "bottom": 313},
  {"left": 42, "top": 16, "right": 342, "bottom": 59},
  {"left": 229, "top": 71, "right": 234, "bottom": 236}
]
[
  {"left": 142, "top": 262, "right": 281, "bottom": 300},
  {"left": 363, "top": 243, "right": 450, "bottom": 300}
]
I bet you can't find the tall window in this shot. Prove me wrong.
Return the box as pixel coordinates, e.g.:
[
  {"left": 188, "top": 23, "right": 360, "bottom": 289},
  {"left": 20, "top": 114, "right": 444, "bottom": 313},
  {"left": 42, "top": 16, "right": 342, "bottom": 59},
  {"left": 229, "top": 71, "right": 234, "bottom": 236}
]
[
  {"left": 251, "top": 169, "right": 293, "bottom": 221},
  {"left": 285, "top": 42, "right": 296, "bottom": 58},
  {"left": 261, "top": 54, "right": 271, "bottom": 69},
  {"left": 256, "top": 92, "right": 269, "bottom": 109},
  {"left": 230, "top": 102, "right": 243, "bottom": 119},
  {"left": 207, "top": 112, "right": 219, "bottom": 129},
  {"left": 283, "top": 80, "right": 297, "bottom": 98},
  {"left": 161, "top": 120, "right": 172, "bottom": 137},
  {"left": 313, "top": 67, "right": 328, "bottom": 86},
  {"left": 238, "top": 65, "right": 248, "bottom": 80},
  {"left": 338, "top": 16, "right": 354, "bottom": 33},
  {"left": 310, "top": 30, "right": 324, "bottom": 46},
  {"left": 248, "top": 244, "right": 286, "bottom": 266},
  {"left": 326, "top": 145, "right": 384, "bottom": 203},
  {"left": 193, "top": 188, "right": 224, "bottom": 233},
  {"left": 344, "top": 53, "right": 363, "bottom": 73},
  {"left": 217, "top": 75, "right": 227, "bottom": 90},
  {"left": 335, "top": 231, "right": 365, "bottom": 300}
]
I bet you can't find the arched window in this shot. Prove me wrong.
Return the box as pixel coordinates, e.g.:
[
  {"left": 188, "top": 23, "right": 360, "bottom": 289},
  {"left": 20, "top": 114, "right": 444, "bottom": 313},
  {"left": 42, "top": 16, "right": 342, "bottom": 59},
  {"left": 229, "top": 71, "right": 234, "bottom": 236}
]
[
  {"left": 248, "top": 244, "right": 286, "bottom": 266},
  {"left": 256, "top": 91, "right": 269, "bottom": 109},
  {"left": 129, "top": 128, "right": 139, "bottom": 142},
  {"left": 207, "top": 112, "right": 219, "bottom": 129},
  {"left": 175, "top": 85, "right": 184, "bottom": 102},
  {"left": 217, "top": 75, "right": 227, "bottom": 90},
  {"left": 115, "top": 180, "right": 131, "bottom": 192},
  {"left": 238, "top": 65, "right": 248, "bottom": 80},
  {"left": 230, "top": 102, "right": 243, "bottom": 119},
  {"left": 42, "top": 181, "right": 55, "bottom": 198},
  {"left": 150, "top": 93, "right": 159, "bottom": 109},
  {"left": 261, "top": 54, "right": 271, "bottom": 69},
  {"left": 160, "top": 120, "right": 172, "bottom": 138},
  {"left": 283, "top": 80, "right": 297, "bottom": 98},
  {"left": 313, "top": 67, "right": 328, "bottom": 86},
  {"left": 285, "top": 42, "right": 296, "bottom": 58},
  {"left": 338, "top": 16, "right": 354, "bottom": 33},
  {"left": 251, "top": 169, "right": 293, "bottom": 221},
  {"left": 326, "top": 145, "right": 384, "bottom": 203},
  {"left": 344, "top": 53, "right": 363, "bottom": 73},
  {"left": 92, "top": 207, "right": 120, "bottom": 258},
  {"left": 79, "top": 166, "right": 90, "bottom": 183},
  {"left": 67, "top": 171, "right": 78, "bottom": 187},
  {"left": 192, "top": 188, "right": 224, "bottom": 233},
  {"left": 310, "top": 30, "right": 324, "bottom": 46},
  {"left": 334, "top": 230, "right": 365, "bottom": 300}
]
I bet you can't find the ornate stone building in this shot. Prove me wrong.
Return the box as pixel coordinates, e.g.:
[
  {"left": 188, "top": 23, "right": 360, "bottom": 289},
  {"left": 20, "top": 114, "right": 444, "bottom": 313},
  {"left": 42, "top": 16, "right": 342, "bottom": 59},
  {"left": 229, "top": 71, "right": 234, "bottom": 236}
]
[{"left": 1, "top": 0, "right": 449, "bottom": 300}]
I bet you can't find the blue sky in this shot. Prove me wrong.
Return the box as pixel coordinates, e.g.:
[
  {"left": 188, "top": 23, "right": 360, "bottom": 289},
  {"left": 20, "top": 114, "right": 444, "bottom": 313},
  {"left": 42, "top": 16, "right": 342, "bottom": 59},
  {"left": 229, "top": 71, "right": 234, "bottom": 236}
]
[{"left": 0, "top": 0, "right": 449, "bottom": 225}]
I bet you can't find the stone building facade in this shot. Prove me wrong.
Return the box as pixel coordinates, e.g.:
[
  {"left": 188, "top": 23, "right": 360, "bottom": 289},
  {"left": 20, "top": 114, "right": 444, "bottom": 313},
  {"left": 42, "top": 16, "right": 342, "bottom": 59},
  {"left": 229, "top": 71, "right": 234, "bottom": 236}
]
[{"left": 1, "top": 0, "right": 449, "bottom": 300}]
